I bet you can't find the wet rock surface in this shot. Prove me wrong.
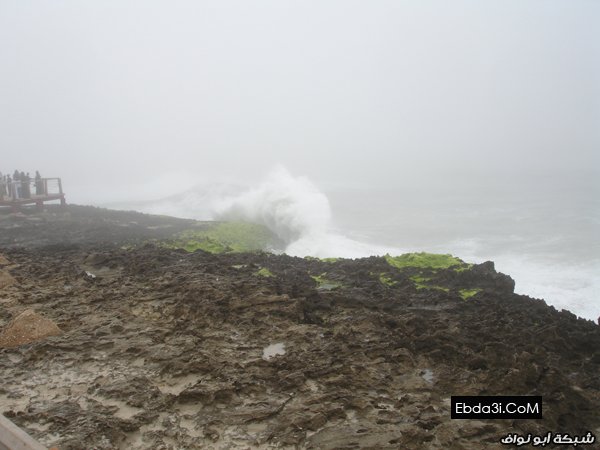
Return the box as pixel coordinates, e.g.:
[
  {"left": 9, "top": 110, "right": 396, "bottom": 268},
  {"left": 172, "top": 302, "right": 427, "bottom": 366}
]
[{"left": 1, "top": 206, "right": 600, "bottom": 449}]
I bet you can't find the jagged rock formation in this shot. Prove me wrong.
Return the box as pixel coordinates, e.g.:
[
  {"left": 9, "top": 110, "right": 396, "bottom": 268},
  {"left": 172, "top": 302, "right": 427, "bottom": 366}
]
[{"left": 0, "top": 206, "right": 599, "bottom": 449}]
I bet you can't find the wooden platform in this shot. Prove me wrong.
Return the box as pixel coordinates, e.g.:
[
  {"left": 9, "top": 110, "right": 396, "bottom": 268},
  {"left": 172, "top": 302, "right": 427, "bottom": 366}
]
[
  {"left": 0, "top": 194, "right": 66, "bottom": 208},
  {"left": 0, "top": 177, "right": 66, "bottom": 211}
]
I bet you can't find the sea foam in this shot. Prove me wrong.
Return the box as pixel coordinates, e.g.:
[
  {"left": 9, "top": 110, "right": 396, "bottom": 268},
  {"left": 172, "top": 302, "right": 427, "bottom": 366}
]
[{"left": 213, "top": 166, "right": 402, "bottom": 258}]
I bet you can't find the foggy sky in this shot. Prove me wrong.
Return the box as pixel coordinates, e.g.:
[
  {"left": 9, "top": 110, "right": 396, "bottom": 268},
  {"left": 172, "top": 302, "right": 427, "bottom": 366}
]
[{"left": 1, "top": 1, "right": 598, "bottom": 202}]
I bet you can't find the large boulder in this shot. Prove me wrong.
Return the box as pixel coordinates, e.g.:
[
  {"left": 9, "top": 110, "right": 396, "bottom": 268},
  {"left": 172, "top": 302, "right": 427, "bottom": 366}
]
[
  {"left": 0, "top": 309, "right": 62, "bottom": 348},
  {"left": 0, "top": 253, "right": 9, "bottom": 265},
  {"left": 0, "top": 269, "right": 15, "bottom": 289}
]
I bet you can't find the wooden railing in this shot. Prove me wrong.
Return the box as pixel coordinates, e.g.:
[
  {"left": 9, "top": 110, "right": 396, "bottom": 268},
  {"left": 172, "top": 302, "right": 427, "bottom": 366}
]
[
  {"left": 0, "top": 414, "right": 49, "bottom": 450},
  {"left": 0, "top": 177, "right": 63, "bottom": 200},
  {"left": 0, "top": 177, "right": 66, "bottom": 209}
]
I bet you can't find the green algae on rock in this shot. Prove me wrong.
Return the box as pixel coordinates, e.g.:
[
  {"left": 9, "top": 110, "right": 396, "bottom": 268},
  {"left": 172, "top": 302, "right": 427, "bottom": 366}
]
[
  {"left": 304, "top": 256, "right": 341, "bottom": 263},
  {"left": 255, "top": 267, "right": 275, "bottom": 278},
  {"left": 311, "top": 273, "right": 342, "bottom": 290},
  {"left": 459, "top": 288, "right": 482, "bottom": 300},
  {"left": 384, "top": 252, "right": 465, "bottom": 270},
  {"left": 378, "top": 273, "right": 397, "bottom": 287},
  {"left": 410, "top": 275, "right": 432, "bottom": 284},
  {"left": 379, "top": 255, "right": 482, "bottom": 296},
  {"left": 409, "top": 275, "right": 449, "bottom": 292},
  {"left": 164, "top": 222, "right": 281, "bottom": 254}
]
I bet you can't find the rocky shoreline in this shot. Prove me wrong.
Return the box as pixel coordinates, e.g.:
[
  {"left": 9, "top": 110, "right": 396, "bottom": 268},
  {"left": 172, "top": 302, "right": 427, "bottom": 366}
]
[{"left": 1, "top": 205, "right": 599, "bottom": 449}]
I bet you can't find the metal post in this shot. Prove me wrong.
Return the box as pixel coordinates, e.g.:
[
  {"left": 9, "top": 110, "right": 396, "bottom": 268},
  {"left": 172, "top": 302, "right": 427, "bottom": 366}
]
[{"left": 58, "top": 178, "right": 66, "bottom": 206}]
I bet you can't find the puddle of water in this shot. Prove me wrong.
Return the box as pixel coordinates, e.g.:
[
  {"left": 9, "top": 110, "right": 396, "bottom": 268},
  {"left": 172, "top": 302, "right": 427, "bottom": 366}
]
[
  {"left": 175, "top": 402, "right": 202, "bottom": 415},
  {"left": 246, "top": 422, "right": 268, "bottom": 434},
  {"left": 7, "top": 354, "right": 22, "bottom": 363},
  {"left": 317, "top": 282, "right": 339, "bottom": 291},
  {"left": 421, "top": 369, "right": 434, "bottom": 384},
  {"left": 37, "top": 432, "right": 63, "bottom": 448},
  {"left": 262, "top": 343, "right": 285, "bottom": 360},
  {"left": 132, "top": 357, "right": 145, "bottom": 367},
  {"left": 346, "top": 409, "right": 358, "bottom": 424},
  {"left": 0, "top": 393, "right": 29, "bottom": 413},
  {"left": 157, "top": 373, "right": 202, "bottom": 395},
  {"left": 305, "top": 379, "right": 319, "bottom": 393},
  {"left": 70, "top": 383, "right": 88, "bottom": 396},
  {"left": 86, "top": 395, "right": 143, "bottom": 420},
  {"left": 122, "top": 412, "right": 170, "bottom": 448},
  {"left": 179, "top": 416, "right": 202, "bottom": 438},
  {"left": 23, "top": 422, "right": 51, "bottom": 433}
]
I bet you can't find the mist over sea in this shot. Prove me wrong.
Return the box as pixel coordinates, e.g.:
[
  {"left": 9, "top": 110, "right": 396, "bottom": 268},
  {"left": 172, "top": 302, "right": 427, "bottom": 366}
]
[{"left": 105, "top": 168, "right": 599, "bottom": 322}]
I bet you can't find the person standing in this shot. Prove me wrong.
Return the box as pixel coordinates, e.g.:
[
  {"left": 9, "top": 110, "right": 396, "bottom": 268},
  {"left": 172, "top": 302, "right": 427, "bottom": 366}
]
[
  {"left": 13, "top": 171, "right": 21, "bottom": 199},
  {"left": 6, "top": 175, "right": 12, "bottom": 199},
  {"left": 35, "top": 171, "right": 43, "bottom": 195},
  {"left": 22, "top": 172, "right": 31, "bottom": 198}
]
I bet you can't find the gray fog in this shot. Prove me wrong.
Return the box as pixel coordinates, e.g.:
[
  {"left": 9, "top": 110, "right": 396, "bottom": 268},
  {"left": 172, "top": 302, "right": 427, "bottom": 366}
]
[{"left": 1, "top": 0, "right": 599, "bottom": 202}]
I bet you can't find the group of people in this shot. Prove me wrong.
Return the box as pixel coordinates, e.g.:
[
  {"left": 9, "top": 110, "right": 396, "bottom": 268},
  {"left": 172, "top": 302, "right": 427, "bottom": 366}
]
[{"left": 0, "top": 170, "right": 45, "bottom": 201}]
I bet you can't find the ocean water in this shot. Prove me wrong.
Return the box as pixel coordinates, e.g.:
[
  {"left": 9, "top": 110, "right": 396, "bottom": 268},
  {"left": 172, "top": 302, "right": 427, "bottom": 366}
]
[
  {"left": 111, "top": 167, "right": 599, "bottom": 322},
  {"left": 326, "top": 186, "right": 599, "bottom": 322}
]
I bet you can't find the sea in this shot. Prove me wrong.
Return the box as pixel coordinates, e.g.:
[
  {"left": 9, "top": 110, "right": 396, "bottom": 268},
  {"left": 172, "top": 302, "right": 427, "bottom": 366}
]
[
  {"left": 326, "top": 184, "right": 599, "bottom": 322},
  {"left": 104, "top": 167, "right": 599, "bottom": 322}
]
